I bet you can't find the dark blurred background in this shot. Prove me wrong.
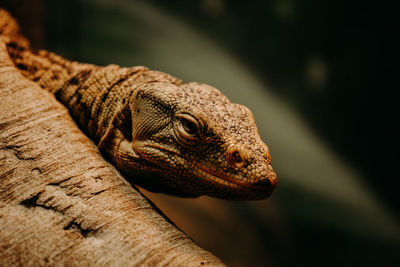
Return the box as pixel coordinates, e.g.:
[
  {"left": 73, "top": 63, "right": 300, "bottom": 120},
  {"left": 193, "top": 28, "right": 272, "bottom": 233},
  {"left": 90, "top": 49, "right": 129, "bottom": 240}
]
[{"left": 2, "top": 0, "right": 399, "bottom": 266}]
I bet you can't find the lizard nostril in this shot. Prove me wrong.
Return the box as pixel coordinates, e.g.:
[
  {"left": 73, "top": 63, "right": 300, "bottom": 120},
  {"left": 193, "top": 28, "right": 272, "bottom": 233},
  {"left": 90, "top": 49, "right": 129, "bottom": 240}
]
[{"left": 227, "top": 148, "right": 246, "bottom": 168}]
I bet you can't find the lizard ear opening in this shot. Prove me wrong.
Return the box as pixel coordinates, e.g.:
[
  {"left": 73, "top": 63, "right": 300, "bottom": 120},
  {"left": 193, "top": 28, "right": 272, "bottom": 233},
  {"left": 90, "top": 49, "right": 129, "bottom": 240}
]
[
  {"left": 130, "top": 88, "right": 173, "bottom": 142},
  {"left": 112, "top": 102, "right": 133, "bottom": 141},
  {"left": 97, "top": 101, "right": 132, "bottom": 150}
]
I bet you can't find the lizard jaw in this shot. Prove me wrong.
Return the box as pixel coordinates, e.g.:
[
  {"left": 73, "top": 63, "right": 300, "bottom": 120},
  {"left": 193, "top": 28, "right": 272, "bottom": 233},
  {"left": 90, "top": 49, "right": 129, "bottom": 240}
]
[
  {"left": 193, "top": 162, "right": 275, "bottom": 193},
  {"left": 190, "top": 162, "right": 275, "bottom": 200},
  {"left": 138, "top": 143, "right": 276, "bottom": 200}
]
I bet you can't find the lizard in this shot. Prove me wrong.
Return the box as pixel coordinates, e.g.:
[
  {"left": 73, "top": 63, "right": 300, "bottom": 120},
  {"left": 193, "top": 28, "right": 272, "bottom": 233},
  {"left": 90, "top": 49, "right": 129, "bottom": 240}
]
[{"left": 0, "top": 9, "right": 277, "bottom": 200}]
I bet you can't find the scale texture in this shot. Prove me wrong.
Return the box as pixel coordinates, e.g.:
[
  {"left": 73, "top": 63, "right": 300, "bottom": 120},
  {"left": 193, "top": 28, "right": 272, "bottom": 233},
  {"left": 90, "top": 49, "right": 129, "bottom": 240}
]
[{"left": 0, "top": 9, "right": 277, "bottom": 200}]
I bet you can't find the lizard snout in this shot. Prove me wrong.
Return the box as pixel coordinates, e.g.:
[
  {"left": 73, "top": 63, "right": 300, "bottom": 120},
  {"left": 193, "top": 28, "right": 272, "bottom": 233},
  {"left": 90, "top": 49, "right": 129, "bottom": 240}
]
[
  {"left": 247, "top": 165, "right": 278, "bottom": 199},
  {"left": 256, "top": 166, "right": 278, "bottom": 189}
]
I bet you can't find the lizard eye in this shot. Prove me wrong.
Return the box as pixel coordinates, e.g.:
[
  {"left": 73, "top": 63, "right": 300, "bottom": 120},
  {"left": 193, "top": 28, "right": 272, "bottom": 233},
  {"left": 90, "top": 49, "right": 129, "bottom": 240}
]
[
  {"left": 175, "top": 113, "right": 201, "bottom": 144},
  {"left": 182, "top": 119, "right": 198, "bottom": 135}
]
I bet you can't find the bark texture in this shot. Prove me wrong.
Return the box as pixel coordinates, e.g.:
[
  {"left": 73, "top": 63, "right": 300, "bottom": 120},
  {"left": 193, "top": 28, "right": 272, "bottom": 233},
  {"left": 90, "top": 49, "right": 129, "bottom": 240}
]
[{"left": 0, "top": 40, "right": 224, "bottom": 266}]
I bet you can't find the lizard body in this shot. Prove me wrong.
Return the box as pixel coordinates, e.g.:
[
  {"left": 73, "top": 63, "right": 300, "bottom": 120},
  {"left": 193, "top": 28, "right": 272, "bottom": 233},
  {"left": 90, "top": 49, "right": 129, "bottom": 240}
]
[{"left": 0, "top": 9, "right": 277, "bottom": 200}]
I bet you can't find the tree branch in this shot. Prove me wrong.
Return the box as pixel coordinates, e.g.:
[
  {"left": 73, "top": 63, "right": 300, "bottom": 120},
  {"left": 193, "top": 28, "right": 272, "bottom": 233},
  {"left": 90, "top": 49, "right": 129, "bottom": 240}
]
[{"left": 0, "top": 40, "right": 223, "bottom": 266}]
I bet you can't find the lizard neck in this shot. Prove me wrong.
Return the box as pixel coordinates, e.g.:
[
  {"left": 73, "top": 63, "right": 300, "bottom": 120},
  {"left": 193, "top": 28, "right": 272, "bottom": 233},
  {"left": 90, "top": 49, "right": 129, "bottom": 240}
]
[
  {"left": 7, "top": 43, "right": 183, "bottom": 145},
  {"left": 7, "top": 43, "right": 142, "bottom": 142}
]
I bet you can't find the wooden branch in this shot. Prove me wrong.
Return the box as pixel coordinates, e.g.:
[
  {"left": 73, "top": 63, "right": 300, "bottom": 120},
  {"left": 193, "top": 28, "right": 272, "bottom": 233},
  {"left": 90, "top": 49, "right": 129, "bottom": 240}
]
[{"left": 0, "top": 40, "right": 224, "bottom": 266}]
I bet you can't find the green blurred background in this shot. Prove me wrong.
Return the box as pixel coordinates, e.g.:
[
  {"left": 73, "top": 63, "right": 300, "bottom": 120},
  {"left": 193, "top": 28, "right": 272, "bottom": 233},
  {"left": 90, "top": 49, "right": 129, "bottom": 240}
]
[{"left": 3, "top": 0, "right": 399, "bottom": 266}]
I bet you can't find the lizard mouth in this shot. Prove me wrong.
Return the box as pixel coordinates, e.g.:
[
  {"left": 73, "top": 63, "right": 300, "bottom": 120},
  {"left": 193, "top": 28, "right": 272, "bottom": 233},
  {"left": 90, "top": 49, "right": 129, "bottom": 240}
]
[
  {"left": 192, "top": 162, "right": 275, "bottom": 198},
  {"left": 142, "top": 143, "right": 275, "bottom": 199}
]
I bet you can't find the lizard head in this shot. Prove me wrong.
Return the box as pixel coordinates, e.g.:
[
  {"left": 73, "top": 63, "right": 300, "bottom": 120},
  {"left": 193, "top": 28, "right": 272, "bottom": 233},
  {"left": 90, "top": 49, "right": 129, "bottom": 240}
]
[{"left": 112, "top": 82, "right": 277, "bottom": 200}]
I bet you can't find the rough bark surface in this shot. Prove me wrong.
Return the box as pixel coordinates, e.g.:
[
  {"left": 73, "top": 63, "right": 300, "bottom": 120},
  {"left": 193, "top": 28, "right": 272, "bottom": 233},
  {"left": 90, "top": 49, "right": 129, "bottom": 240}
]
[{"left": 0, "top": 40, "right": 224, "bottom": 266}]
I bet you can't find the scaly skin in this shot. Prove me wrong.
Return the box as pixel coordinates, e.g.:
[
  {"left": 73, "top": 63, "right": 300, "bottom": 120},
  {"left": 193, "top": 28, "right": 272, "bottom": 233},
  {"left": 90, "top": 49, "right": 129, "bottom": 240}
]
[{"left": 0, "top": 9, "right": 277, "bottom": 200}]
